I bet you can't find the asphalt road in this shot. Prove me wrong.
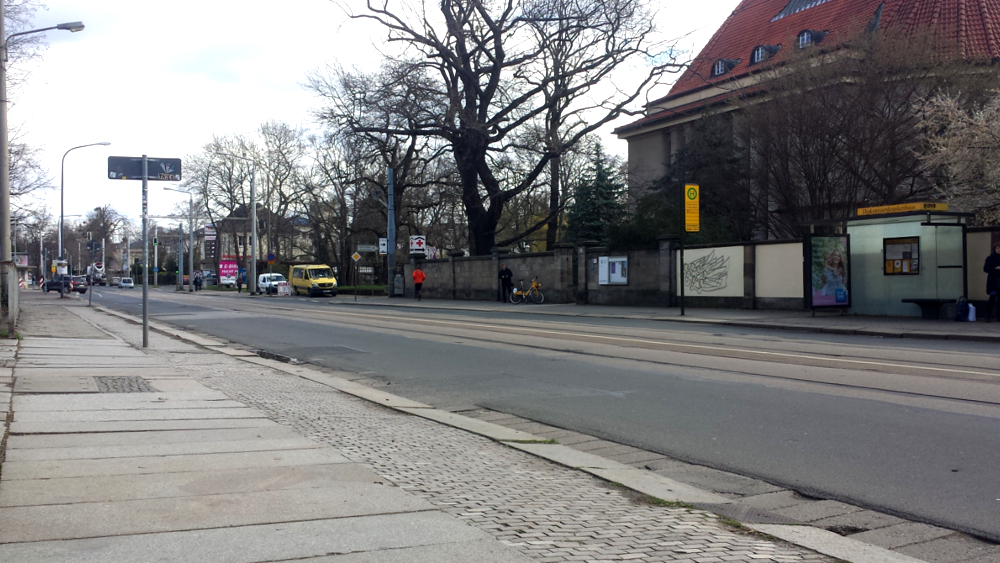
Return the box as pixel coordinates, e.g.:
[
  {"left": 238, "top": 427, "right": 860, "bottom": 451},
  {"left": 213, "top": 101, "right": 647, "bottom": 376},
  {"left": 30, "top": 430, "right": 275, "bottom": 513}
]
[{"left": 86, "top": 286, "right": 1000, "bottom": 541}]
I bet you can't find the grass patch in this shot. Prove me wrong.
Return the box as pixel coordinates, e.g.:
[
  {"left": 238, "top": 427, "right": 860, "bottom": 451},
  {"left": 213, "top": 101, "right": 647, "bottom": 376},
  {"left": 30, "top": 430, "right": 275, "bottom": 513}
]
[{"left": 607, "top": 482, "right": 696, "bottom": 509}]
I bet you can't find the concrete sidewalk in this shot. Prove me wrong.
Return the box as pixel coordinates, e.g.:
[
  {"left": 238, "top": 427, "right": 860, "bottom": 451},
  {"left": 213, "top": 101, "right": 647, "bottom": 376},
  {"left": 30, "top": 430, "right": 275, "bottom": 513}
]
[
  {"left": 0, "top": 292, "right": 943, "bottom": 562},
  {"left": 0, "top": 294, "right": 534, "bottom": 562},
  {"left": 328, "top": 295, "right": 1000, "bottom": 343}
]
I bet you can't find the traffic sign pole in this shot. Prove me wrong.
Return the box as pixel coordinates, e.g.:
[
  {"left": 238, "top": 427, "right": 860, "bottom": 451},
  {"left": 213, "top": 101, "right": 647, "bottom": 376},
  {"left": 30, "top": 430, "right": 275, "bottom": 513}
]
[{"left": 141, "top": 155, "right": 149, "bottom": 347}]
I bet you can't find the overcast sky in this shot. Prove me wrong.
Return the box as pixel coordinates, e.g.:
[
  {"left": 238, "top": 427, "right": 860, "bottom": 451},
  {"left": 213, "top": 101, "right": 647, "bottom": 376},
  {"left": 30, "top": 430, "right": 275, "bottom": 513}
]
[{"left": 14, "top": 0, "right": 738, "bottom": 232}]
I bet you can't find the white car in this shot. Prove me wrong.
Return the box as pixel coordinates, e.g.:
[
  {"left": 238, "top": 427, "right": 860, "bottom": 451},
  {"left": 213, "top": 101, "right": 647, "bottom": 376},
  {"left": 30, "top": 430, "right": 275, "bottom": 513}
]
[
  {"left": 119, "top": 278, "right": 134, "bottom": 289},
  {"left": 257, "top": 273, "right": 286, "bottom": 294}
]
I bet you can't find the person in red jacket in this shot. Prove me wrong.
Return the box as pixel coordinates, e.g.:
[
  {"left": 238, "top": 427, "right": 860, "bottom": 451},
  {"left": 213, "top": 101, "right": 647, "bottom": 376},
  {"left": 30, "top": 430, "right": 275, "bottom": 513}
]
[{"left": 412, "top": 265, "right": 426, "bottom": 301}]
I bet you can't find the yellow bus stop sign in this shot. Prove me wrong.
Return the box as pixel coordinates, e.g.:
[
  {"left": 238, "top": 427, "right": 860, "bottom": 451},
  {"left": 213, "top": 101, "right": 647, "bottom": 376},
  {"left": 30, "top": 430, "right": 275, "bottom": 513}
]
[{"left": 684, "top": 184, "right": 700, "bottom": 232}]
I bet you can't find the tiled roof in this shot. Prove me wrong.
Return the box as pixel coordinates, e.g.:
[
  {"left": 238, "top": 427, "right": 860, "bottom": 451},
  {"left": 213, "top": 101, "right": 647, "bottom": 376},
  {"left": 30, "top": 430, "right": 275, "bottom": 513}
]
[{"left": 664, "top": 0, "right": 1000, "bottom": 101}]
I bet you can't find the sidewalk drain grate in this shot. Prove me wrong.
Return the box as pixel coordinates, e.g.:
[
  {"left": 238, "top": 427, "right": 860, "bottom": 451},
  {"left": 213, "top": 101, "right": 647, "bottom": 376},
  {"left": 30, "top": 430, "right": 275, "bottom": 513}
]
[{"left": 94, "top": 376, "right": 156, "bottom": 393}]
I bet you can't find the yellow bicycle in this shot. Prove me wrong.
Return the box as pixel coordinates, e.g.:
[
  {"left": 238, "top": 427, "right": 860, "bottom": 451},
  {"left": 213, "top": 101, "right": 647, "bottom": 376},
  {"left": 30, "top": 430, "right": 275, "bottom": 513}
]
[{"left": 510, "top": 277, "right": 544, "bottom": 304}]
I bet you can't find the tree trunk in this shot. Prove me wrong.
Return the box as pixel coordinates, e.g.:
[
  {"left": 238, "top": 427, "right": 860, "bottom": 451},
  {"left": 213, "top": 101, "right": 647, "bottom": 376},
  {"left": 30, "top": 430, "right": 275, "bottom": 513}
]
[{"left": 546, "top": 156, "right": 561, "bottom": 249}]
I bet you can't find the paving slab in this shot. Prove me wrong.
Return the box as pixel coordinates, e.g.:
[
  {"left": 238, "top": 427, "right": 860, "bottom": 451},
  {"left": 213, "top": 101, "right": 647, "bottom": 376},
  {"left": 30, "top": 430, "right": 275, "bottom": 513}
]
[
  {"left": 397, "top": 407, "right": 541, "bottom": 441},
  {"left": 293, "top": 540, "right": 534, "bottom": 562},
  {"left": 773, "top": 499, "right": 865, "bottom": 522},
  {"left": 0, "top": 484, "right": 435, "bottom": 542},
  {"left": 896, "top": 534, "right": 1000, "bottom": 563},
  {"left": 10, "top": 417, "right": 278, "bottom": 434},
  {"left": 13, "top": 407, "right": 267, "bottom": 423},
  {"left": 18, "top": 338, "right": 129, "bottom": 349},
  {"left": 15, "top": 347, "right": 146, "bottom": 357},
  {"left": 13, "top": 367, "right": 184, "bottom": 378},
  {"left": 7, "top": 425, "right": 303, "bottom": 449},
  {"left": 5, "top": 436, "right": 323, "bottom": 461},
  {"left": 12, "top": 395, "right": 242, "bottom": 412},
  {"left": 1, "top": 446, "right": 352, "bottom": 480},
  {"left": 12, "top": 377, "right": 99, "bottom": 393},
  {"left": 0, "top": 463, "right": 385, "bottom": 506},
  {"left": 750, "top": 524, "right": 927, "bottom": 563},
  {"left": 0, "top": 512, "right": 511, "bottom": 563},
  {"left": 140, "top": 379, "right": 216, "bottom": 392},
  {"left": 848, "top": 521, "right": 957, "bottom": 549}
]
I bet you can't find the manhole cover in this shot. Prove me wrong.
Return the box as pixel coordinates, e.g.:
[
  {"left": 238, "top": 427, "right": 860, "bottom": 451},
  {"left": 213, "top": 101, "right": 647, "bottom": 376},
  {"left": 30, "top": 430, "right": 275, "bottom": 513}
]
[{"left": 94, "top": 376, "right": 156, "bottom": 393}]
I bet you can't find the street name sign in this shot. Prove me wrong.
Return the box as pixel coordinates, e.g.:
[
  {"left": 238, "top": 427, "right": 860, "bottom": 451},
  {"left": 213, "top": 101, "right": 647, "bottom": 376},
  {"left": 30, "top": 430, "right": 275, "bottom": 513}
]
[
  {"left": 357, "top": 244, "right": 378, "bottom": 253},
  {"left": 857, "top": 202, "right": 948, "bottom": 216},
  {"left": 108, "top": 156, "right": 182, "bottom": 181}
]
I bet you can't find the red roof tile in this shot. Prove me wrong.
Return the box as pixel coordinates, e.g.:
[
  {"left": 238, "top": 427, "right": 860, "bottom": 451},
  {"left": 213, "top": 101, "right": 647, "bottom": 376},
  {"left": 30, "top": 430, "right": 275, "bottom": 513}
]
[{"left": 664, "top": 0, "right": 1000, "bottom": 101}]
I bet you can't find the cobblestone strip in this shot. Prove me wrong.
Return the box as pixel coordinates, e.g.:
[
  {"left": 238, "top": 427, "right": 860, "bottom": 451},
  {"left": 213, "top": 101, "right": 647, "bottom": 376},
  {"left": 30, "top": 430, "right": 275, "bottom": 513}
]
[{"left": 196, "top": 368, "right": 833, "bottom": 563}]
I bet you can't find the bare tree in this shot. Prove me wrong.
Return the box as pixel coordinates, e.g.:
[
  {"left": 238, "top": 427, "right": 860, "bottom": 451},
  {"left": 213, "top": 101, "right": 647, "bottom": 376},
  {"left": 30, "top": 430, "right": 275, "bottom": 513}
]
[
  {"left": 344, "top": 0, "right": 677, "bottom": 254},
  {"left": 738, "top": 29, "right": 999, "bottom": 237},
  {"left": 921, "top": 91, "right": 1000, "bottom": 224}
]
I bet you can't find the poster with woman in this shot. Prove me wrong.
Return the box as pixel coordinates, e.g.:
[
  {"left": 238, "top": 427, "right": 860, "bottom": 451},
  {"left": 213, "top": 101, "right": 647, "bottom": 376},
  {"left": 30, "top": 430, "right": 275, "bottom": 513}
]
[{"left": 810, "top": 235, "right": 850, "bottom": 307}]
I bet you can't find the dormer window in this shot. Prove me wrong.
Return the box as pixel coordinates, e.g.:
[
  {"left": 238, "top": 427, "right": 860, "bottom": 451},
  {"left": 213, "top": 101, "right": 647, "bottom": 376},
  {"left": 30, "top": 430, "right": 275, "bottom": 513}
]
[
  {"left": 750, "top": 45, "right": 780, "bottom": 65},
  {"left": 711, "top": 59, "right": 739, "bottom": 77},
  {"left": 798, "top": 29, "right": 827, "bottom": 48}
]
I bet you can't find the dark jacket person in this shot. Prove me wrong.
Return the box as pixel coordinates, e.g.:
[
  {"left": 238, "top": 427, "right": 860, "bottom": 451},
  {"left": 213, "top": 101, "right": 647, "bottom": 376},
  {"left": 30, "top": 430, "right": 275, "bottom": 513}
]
[
  {"left": 499, "top": 264, "right": 513, "bottom": 302},
  {"left": 985, "top": 243, "right": 1000, "bottom": 322}
]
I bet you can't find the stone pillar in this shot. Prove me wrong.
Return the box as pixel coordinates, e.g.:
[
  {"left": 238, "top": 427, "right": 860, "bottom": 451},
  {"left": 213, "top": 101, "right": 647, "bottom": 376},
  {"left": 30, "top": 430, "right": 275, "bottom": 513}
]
[
  {"left": 575, "top": 241, "right": 599, "bottom": 304},
  {"left": 744, "top": 244, "right": 756, "bottom": 310},
  {"left": 659, "top": 236, "right": 676, "bottom": 304}
]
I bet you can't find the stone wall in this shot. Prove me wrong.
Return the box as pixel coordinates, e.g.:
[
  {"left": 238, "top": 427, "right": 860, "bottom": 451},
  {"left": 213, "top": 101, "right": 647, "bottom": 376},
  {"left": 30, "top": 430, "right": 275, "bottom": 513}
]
[{"left": 402, "top": 247, "right": 575, "bottom": 303}]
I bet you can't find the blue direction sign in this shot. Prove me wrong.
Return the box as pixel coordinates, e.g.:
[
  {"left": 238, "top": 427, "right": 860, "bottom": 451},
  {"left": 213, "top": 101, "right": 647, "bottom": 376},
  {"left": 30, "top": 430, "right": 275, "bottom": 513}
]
[{"left": 108, "top": 156, "right": 182, "bottom": 181}]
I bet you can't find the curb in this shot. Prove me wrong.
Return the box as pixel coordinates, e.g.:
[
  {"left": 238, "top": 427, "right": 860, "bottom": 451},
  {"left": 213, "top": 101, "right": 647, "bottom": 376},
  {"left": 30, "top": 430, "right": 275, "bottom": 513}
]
[
  {"left": 326, "top": 299, "right": 1000, "bottom": 346},
  {"left": 93, "top": 305, "right": 929, "bottom": 563}
]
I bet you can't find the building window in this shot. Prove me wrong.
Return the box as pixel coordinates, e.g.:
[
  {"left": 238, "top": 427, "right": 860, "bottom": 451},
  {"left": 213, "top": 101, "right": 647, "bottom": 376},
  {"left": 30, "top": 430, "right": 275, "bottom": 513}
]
[
  {"left": 711, "top": 59, "right": 739, "bottom": 77},
  {"left": 798, "top": 30, "right": 812, "bottom": 48},
  {"left": 750, "top": 45, "right": 779, "bottom": 65}
]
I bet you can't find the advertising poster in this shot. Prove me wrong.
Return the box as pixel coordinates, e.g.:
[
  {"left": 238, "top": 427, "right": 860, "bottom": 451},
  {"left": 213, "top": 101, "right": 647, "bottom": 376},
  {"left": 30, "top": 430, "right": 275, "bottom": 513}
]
[
  {"left": 810, "top": 235, "right": 850, "bottom": 308},
  {"left": 219, "top": 260, "right": 239, "bottom": 279}
]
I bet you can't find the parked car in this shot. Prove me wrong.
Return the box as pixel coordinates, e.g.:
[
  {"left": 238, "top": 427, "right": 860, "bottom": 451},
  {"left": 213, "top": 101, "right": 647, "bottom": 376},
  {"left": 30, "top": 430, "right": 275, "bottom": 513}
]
[
  {"left": 43, "top": 275, "right": 74, "bottom": 293},
  {"left": 71, "top": 275, "right": 88, "bottom": 294},
  {"left": 289, "top": 264, "right": 338, "bottom": 297},
  {"left": 110, "top": 277, "right": 121, "bottom": 287},
  {"left": 257, "top": 273, "right": 287, "bottom": 295},
  {"left": 119, "top": 277, "right": 135, "bottom": 289}
]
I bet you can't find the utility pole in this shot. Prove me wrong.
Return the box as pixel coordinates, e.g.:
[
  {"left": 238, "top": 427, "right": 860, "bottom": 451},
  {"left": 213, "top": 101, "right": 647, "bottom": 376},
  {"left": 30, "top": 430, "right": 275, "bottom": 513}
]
[{"left": 387, "top": 167, "right": 396, "bottom": 297}]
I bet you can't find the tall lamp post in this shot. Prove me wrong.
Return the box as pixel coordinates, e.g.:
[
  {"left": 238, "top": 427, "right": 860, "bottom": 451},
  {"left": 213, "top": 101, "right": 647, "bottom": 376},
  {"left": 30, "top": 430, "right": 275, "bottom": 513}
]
[
  {"left": 1, "top": 14, "right": 84, "bottom": 329},
  {"left": 60, "top": 143, "right": 110, "bottom": 262},
  {"left": 216, "top": 152, "right": 257, "bottom": 295},
  {"left": 163, "top": 187, "right": 194, "bottom": 292}
]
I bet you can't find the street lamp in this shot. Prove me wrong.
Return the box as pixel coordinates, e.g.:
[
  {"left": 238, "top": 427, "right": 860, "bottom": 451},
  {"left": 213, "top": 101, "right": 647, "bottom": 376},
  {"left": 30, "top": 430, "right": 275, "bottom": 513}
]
[
  {"left": 216, "top": 152, "right": 257, "bottom": 295},
  {"left": 163, "top": 187, "right": 195, "bottom": 292},
  {"left": 60, "top": 144, "right": 110, "bottom": 262},
  {"left": 1, "top": 13, "right": 85, "bottom": 329}
]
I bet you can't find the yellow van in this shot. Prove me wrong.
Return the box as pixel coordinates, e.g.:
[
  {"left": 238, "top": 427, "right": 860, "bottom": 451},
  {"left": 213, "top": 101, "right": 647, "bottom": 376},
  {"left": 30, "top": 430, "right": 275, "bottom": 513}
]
[{"left": 289, "top": 264, "right": 338, "bottom": 297}]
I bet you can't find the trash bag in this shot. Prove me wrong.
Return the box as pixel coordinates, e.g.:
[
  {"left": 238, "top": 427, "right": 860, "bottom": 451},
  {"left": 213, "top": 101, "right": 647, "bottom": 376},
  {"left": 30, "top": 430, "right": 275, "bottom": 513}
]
[{"left": 955, "top": 297, "right": 970, "bottom": 322}]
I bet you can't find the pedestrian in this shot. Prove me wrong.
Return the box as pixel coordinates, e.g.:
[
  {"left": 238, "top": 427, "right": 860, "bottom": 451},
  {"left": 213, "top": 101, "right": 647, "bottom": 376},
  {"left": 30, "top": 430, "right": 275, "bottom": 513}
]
[
  {"left": 984, "top": 242, "right": 1000, "bottom": 322},
  {"left": 412, "top": 264, "right": 426, "bottom": 301},
  {"left": 236, "top": 272, "right": 243, "bottom": 294},
  {"left": 194, "top": 274, "right": 202, "bottom": 291},
  {"left": 499, "top": 263, "right": 513, "bottom": 303}
]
